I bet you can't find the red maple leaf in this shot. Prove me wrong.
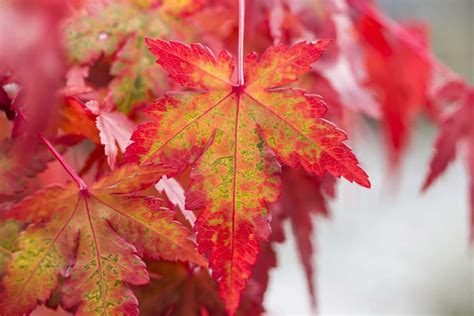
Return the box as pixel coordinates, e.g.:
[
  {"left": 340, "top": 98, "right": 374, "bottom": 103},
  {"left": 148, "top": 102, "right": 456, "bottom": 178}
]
[{"left": 124, "top": 38, "right": 370, "bottom": 314}]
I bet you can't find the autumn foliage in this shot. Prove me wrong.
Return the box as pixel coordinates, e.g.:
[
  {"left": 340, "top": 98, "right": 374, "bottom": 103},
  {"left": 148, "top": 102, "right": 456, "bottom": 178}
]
[{"left": 0, "top": 0, "right": 471, "bottom": 315}]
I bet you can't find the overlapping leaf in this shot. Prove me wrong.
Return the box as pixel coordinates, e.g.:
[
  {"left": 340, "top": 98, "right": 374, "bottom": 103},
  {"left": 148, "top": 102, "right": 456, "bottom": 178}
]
[
  {"left": 124, "top": 38, "right": 370, "bottom": 314},
  {"left": 0, "top": 164, "right": 206, "bottom": 315},
  {"left": 59, "top": 97, "right": 136, "bottom": 170},
  {"left": 65, "top": 0, "right": 205, "bottom": 113},
  {"left": 266, "top": 0, "right": 380, "bottom": 119},
  {"left": 155, "top": 176, "right": 197, "bottom": 225},
  {"left": 85, "top": 100, "right": 136, "bottom": 169}
]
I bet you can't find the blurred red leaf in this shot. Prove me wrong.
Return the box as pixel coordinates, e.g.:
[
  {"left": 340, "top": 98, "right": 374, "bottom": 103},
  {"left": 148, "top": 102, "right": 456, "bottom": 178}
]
[
  {"left": 356, "top": 16, "right": 431, "bottom": 166},
  {"left": 423, "top": 89, "right": 474, "bottom": 239}
]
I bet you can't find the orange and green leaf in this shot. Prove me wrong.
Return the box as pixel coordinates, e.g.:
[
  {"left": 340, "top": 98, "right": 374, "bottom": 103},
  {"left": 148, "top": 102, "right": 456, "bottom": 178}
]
[
  {"left": 0, "top": 164, "right": 206, "bottom": 316},
  {"left": 65, "top": 0, "right": 205, "bottom": 113},
  {"left": 124, "top": 38, "right": 370, "bottom": 314}
]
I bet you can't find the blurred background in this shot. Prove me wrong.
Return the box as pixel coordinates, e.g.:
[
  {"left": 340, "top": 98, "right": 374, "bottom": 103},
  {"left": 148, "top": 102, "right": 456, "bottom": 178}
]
[{"left": 265, "top": 1, "right": 474, "bottom": 314}]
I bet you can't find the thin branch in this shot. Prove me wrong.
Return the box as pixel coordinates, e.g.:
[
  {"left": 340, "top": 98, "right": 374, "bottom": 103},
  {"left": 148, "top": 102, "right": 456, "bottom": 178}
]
[
  {"left": 17, "top": 111, "right": 88, "bottom": 190},
  {"left": 237, "top": 0, "right": 245, "bottom": 85}
]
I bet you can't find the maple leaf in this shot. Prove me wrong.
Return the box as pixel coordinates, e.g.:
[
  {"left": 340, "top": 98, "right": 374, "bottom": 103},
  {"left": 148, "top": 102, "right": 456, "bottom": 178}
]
[
  {"left": 65, "top": 0, "right": 205, "bottom": 113},
  {"left": 423, "top": 89, "right": 473, "bottom": 237},
  {"left": 124, "top": 38, "right": 370, "bottom": 314},
  {"left": 65, "top": 2, "right": 159, "bottom": 114},
  {"left": 0, "top": 164, "right": 206, "bottom": 316},
  {"left": 66, "top": 1, "right": 145, "bottom": 65}
]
